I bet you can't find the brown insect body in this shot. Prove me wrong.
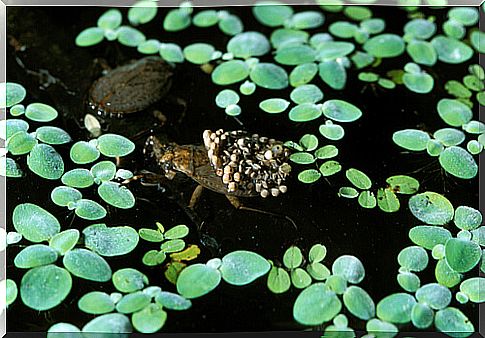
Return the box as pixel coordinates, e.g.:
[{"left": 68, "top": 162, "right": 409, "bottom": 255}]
[
  {"left": 88, "top": 57, "right": 173, "bottom": 117},
  {"left": 145, "top": 136, "right": 258, "bottom": 197}
]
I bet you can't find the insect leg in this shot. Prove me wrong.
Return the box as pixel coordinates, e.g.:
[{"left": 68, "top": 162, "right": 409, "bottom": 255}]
[{"left": 225, "top": 195, "right": 298, "bottom": 231}]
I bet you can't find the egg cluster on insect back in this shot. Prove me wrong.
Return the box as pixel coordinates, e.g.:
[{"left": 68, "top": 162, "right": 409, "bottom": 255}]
[{"left": 203, "top": 129, "right": 292, "bottom": 198}]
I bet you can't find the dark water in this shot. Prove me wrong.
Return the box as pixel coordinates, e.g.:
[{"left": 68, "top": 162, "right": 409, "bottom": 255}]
[{"left": 6, "top": 5, "right": 480, "bottom": 333}]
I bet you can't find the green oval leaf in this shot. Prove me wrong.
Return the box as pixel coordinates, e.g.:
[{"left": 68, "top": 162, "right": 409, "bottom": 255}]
[{"left": 63, "top": 248, "right": 112, "bottom": 282}]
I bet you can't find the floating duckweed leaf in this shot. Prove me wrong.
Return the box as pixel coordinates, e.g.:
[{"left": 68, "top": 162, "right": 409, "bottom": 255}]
[
  {"left": 128, "top": 1, "right": 157, "bottom": 25},
  {"left": 159, "top": 43, "right": 184, "bottom": 63},
  {"left": 364, "top": 34, "right": 405, "bottom": 58},
  {"left": 218, "top": 13, "right": 244, "bottom": 36},
  {"left": 437, "top": 99, "right": 473, "bottom": 127},
  {"left": 275, "top": 45, "right": 316, "bottom": 66},
  {"left": 113, "top": 268, "right": 148, "bottom": 293},
  {"left": 160, "top": 239, "right": 185, "bottom": 253},
  {"left": 253, "top": 2, "right": 293, "bottom": 27},
  {"left": 70, "top": 141, "right": 100, "bottom": 164},
  {"left": 290, "top": 85, "right": 323, "bottom": 104},
  {"left": 397, "top": 272, "right": 421, "bottom": 292},
  {"left": 73, "top": 199, "right": 106, "bottom": 220},
  {"left": 115, "top": 169, "right": 133, "bottom": 180},
  {"left": 14, "top": 244, "right": 58, "bottom": 269},
  {"left": 183, "top": 43, "right": 215, "bottom": 64},
  {"left": 392, "top": 129, "right": 430, "bottom": 151},
  {"left": 97, "top": 9, "right": 121, "bottom": 31},
  {"left": 427, "top": 139, "right": 445, "bottom": 156},
  {"left": 155, "top": 291, "right": 192, "bottom": 310},
  {"left": 445, "top": 238, "right": 481, "bottom": 273},
  {"left": 283, "top": 246, "right": 303, "bottom": 269},
  {"left": 307, "top": 262, "right": 330, "bottom": 281},
  {"left": 116, "top": 291, "right": 150, "bottom": 314},
  {"left": 170, "top": 245, "right": 200, "bottom": 262},
  {"left": 220, "top": 250, "right": 270, "bottom": 286},
  {"left": 319, "top": 60, "right": 347, "bottom": 90},
  {"left": 346, "top": 168, "right": 371, "bottom": 190},
  {"left": 239, "top": 81, "right": 256, "bottom": 95},
  {"left": 259, "top": 98, "right": 290, "bottom": 113},
  {"left": 20, "top": 265, "right": 72, "bottom": 311},
  {"left": 97, "top": 134, "right": 135, "bottom": 157},
  {"left": 332, "top": 255, "right": 365, "bottom": 284},
  {"left": 163, "top": 9, "right": 191, "bottom": 32},
  {"left": 298, "top": 169, "right": 321, "bottom": 183},
  {"left": 90, "top": 161, "right": 116, "bottom": 182},
  {"left": 435, "top": 258, "right": 463, "bottom": 288},
  {"left": 5, "top": 279, "right": 17, "bottom": 306},
  {"left": 409, "top": 192, "right": 454, "bottom": 225},
  {"left": 35, "top": 126, "right": 71, "bottom": 145},
  {"left": 227, "top": 32, "right": 270, "bottom": 59},
  {"left": 439, "top": 146, "right": 477, "bottom": 179},
  {"left": 25, "top": 103, "right": 59, "bottom": 123},
  {"left": 250, "top": 63, "right": 288, "bottom": 90},
  {"left": 4, "top": 119, "right": 29, "bottom": 140},
  {"left": 2, "top": 82, "right": 26, "bottom": 107},
  {"left": 443, "top": 19, "right": 466, "bottom": 40},
  {"left": 164, "top": 225, "right": 189, "bottom": 240},
  {"left": 176, "top": 263, "right": 221, "bottom": 298},
  {"left": 138, "top": 229, "right": 164, "bottom": 242},
  {"left": 131, "top": 304, "right": 166, "bottom": 334},
  {"left": 212, "top": 60, "right": 249, "bottom": 85},
  {"left": 431, "top": 36, "right": 473, "bottom": 64},
  {"left": 319, "top": 160, "right": 342, "bottom": 176},
  {"left": 78, "top": 291, "right": 115, "bottom": 314},
  {"left": 325, "top": 275, "right": 347, "bottom": 294},
  {"left": 460, "top": 278, "right": 484, "bottom": 303},
  {"left": 49, "top": 229, "right": 79, "bottom": 256},
  {"left": 290, "top": 152, "right": 315, "bottom": 164},
  {"left": 343, "top": 6, "right": 372, "bottom": 21},
  {"left": 7, "top": 131, "right": 36, "bottom": 155},
  {"left": 291, "top": 268, "right": 312, "bottom": 289},
  {"left": 4, "top": 158, "right": 23, "bottom": 178},
  {"left": 463, "top": 74, "right": 483, "bottom": 92},
  {"left": 299, "top": 134, "right": 318, "bottom": 152},
  {"left": 289, "top": 103, "right": 322, "bottom": 122},
  {"left": 142, "top": 250, "right": 164, "bottom": 266},
  {"left": 470, "top": 30, "right": 485, "bottom": 53},
  {"left": 322, "top": 100, "right": 362, "bottom": 123},
  {"left": 411, "top": 303, "right": 434, "bottom": 329},
  {"left": 271, "top": 28, "right": 309, "bottom": 49},
  {"left": 366, "top": 318, "right": 398, "bottom": 337},
  {"left": 267, "top": 266, "right": 291, "bottom": 294},
  {"left": 448, "top": 7, "right": 479, "bottom": 26},
  {"left": 358, "top": 72, "right": 379, "bottom": 82},
  {"left": 289, "top": 63, "right": 318, "bottom": 87},
  {"left": 376, "top": 293, "right": 416, "bottom": 324},
  {"left": 316, "top": 42, "right": 355, "bottom": 61},
  {"left": 361, "top": 18, "right": 385, "bottom": 34},
  {"left": 343, "top": 286, "right": 375, "bottom": 320},
  {"left": 386, "top": 175, "right": 419, "bottom": 194},
  {"left": 463, "top": 121, "right": 485, "bottom": 134},
  {"left": 339, "top": 187, "right": 359, "bottom": 198},
  {"left": 377, "top": 188, "right": 400, "bottom": 213},
  {"left": 308, "top": 244, "right": 326, "bottom": 263},
  {"left": 456, "top": 291, "right": 469, "bottom": 304},
  {"left": 415, "top": 283, "right": 451, "bottom": 310},
  {"left": 398, "top": 246, "right": 428, "bottom": 272},
  {"left": 193, "top": 10, "right": 218, "bottom": 27},
  {"left": 403, "top": 71, "right": 434, "bottom": 94},
  {"left": 454, "top": 206, "right": 482, "bottom": 230},
  {"left": 468, "top": 140, "right": 484, "bottom": 154},
  {"left": 329, "top": 21, "right": 358, "bottom": 38},
  {"left": 84, "top": 224, "right": 139, "bottom": 257},
  {"left": 288, "top": 11, "right": 324, "bottom": 29},
  {"left": 63, "top": 249, "right": 112, "bottom": 282},
  {"left": 13, "top": 203, "right": 60, "bottom": 243},
  {"left": 117, "top": 26, "right": 146, "bottom": 47},
  {"left": 434, "top": 128, "right": 465, "bottom": 147},
  {"left": 351, "top": 51, "right": 374, "bottom": 69},
  {"left": 434, "top": 307, "right": 474, "bottom": 337},
  {"left": 358, "top": 191, "right": 377, "bottom": 209},
  {"left": 318, "top": 122, "right": 344, "bottom": 141},
  {"left": 137, "top": 39, "right": 161, "bottom": 54},
  {"left": 446, "top": 80, "right": 472, "bottom": 99},
  {"left": 215, "top": 89, "right": 239, "bottom": 108},
  {"left": 51, "top": 186, "right": 82, "bottom": 207},
  {"left": 82, "top": 313, "right": 132, "bottom": 334},
  {"left": 225, "top": 104, "right": 242, "bottom": 116},
  {"left": 409, "top": 226, "right": 452, "bottom": 250},
  {"left": 98, "top": 182, "right": 135, "bottom": 209},
  {"left": 61, "top": 169, "right": 94, "bottom": 188},
  {"left": 404, "top": 18, "right": 436, "bottom": 40},
  {"left": 75, "top": 27, "right": 104, "bottom": 47},
  {"left": 293, "top": 283, "right": 341, "bottom": 325},
  {"left": 315, "top": 145, "right": 338, "bottom": 159}
]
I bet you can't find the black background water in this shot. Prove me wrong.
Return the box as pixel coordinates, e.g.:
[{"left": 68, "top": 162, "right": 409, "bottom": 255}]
[{"left": 5, "top": 5, "right": 480, "bottom": 333}]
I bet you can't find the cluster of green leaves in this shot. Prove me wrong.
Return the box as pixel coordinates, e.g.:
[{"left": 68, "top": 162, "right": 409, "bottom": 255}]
[
  {"left": 445, "top": 64, "right": 485, "bottom": 108},
  {"left": 8, "top": 203, "right": 141, "bottom": 312}
]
